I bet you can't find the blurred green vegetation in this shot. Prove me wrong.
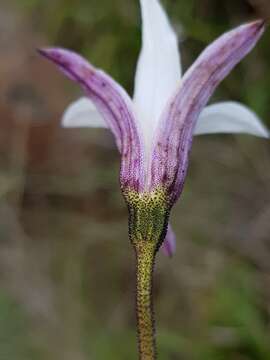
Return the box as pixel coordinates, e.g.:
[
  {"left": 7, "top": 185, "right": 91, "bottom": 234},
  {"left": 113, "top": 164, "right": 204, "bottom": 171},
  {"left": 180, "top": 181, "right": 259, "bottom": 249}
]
[
  {"left": 1, "top": 0, "right": 270, "bottom": 359},
  {"left": 0, "top": 293, "right": 35, "bottom": 359}
]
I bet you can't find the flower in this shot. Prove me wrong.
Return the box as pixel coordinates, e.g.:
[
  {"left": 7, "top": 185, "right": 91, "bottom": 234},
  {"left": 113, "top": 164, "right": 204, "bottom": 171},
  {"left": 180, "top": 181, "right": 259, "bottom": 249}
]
[
  {"left": 39, "top": 0, "right": 268, "bottom": 258},
  {"left": 39, "top": 1, "right": 267, "bottom": 357}
]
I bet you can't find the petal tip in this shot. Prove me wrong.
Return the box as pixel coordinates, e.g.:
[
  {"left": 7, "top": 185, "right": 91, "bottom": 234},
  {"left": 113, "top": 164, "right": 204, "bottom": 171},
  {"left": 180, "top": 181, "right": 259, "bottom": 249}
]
[
  {"left": 37, "top": 47, "right": 53, "bottom": 58},
  {"left": 246, "top": 19, "right": 266, "bottom": 36},
  {"left": 37, "top": 47, "right": 64, "bottom": 66},
  {"left": 251, "top": 19, "right": 266, "bottom": 32},
  {"left": 37, "top": 48, "right": 48, "bottom": 62},
  {"left": 235, "top": 19, "right": 265, "bottom": 42},
  {"left": 259, "top": 126, "right": 270, "bottom": 139},
  {"left": 37, "top": 47, "right": 64, "bottom": 63},
  {"left": 161, "top": 245, "right": 174, "bottom": 258},
  {"left": 37, "top": 47, "right": 89, "bottom": 83},
  {"left": 161, "top": 225, "right": 177, "bottom": 257}
]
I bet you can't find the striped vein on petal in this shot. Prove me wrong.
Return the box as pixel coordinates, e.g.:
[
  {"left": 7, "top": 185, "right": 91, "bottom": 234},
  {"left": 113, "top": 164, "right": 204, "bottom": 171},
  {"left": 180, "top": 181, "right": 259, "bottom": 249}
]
[
  {"left": 151, "top": 20, "right": 265, "bottom": 203},
  {"left": 38, "top": 48, "right": 144, "bottom": 191}
]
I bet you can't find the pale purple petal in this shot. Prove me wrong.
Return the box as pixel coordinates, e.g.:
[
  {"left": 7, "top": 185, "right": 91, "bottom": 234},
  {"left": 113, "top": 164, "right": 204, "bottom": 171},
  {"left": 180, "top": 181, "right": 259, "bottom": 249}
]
[
  {"left": 151, "top": 20, "right": 265, "bottom": 203},
  {"left": 194, "top": 101, "right": 269, "bottom": 138},
  {"left": 38, "top": 48, "right": 144, "bottom": 191},
  {"left": 161, "top": 224, "right": 176, "bottom": 257}
]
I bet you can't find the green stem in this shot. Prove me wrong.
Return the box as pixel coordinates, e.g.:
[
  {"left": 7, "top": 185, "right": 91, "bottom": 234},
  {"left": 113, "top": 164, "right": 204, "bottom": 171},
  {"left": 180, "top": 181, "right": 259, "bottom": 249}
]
[{"left": 134, "top": 241, "right": 157, "bottom": 360}]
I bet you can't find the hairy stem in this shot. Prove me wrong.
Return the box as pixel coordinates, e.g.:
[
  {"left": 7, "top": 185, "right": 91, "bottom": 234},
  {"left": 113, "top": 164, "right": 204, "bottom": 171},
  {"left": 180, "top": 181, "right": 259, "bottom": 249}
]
[
  {"left": 125, "top": 188, "right": 169, "bottom": 359},
  {"left": 134, "top": 241, "right": 157, "bottom": 360}
]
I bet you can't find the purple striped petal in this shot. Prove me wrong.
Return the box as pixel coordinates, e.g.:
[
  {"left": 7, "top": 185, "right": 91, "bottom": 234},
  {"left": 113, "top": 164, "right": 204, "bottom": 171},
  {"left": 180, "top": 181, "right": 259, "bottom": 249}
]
[
  {"left": 151, "top": 20, "right": 265, "bottom": 203},
  {"left": 161, "top": 224, "right": 176, "bottom": 257},
  {"left": 38, "top": 48, "right": 144, "bottom": 191}
]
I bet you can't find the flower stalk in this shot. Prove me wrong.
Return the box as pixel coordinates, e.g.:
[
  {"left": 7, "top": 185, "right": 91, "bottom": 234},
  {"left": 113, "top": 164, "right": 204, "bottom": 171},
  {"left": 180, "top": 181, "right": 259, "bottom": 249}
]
[
  {"left": 134, "top": 241, "right": 157, "bottom": 359},
  {"left": 126, "top": 188, "right": 170, "bottom": 359}
]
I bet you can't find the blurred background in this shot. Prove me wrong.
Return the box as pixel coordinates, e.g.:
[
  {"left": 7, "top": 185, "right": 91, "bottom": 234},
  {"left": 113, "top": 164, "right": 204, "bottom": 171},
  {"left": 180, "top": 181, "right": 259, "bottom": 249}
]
[{"left": 1, "top": 0, "right": 270, "bottom": 359}]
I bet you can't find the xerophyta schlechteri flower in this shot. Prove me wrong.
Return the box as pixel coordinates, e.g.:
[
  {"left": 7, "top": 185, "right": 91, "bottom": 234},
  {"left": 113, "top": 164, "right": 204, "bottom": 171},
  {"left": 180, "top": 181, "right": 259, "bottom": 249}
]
[{"left": 39, "top": 0, "right": 268, "bottom": 358}]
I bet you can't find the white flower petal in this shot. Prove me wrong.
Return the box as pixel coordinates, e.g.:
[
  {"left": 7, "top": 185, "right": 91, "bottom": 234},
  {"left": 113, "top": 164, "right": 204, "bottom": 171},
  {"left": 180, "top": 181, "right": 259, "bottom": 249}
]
[
  {"left": 62, "top": 97, "right": 108, "bottom": 128},
  {"left": 195, "top": 102, "right": 269, "bottom": 138},
  {"left": 134, "top": 0, "right": 181, "bottom": 145}
]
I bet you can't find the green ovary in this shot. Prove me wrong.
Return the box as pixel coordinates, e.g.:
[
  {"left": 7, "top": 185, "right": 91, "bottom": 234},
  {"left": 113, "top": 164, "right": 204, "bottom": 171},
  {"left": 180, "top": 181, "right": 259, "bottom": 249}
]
[
  {"left": 125, "top": 187, "right": 170, "bottom": 248},
  {"left": 124, "top": 188, "right": 170, "bottom": 360}
]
